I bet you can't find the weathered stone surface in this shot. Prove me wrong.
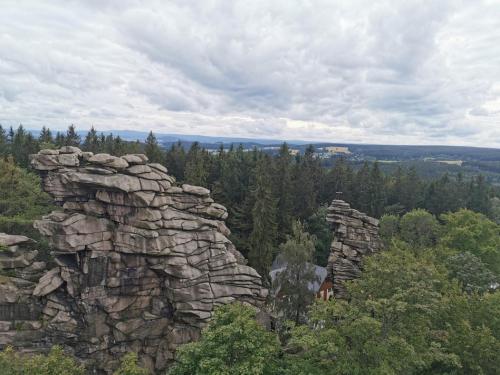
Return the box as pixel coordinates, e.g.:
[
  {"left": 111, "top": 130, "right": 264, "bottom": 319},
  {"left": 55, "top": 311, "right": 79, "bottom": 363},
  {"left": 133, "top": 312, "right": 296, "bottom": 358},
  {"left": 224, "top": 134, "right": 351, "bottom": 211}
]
[
  {"left": 0, "top": 147, "right": 267, "bottom": 374},
  {"left": 326, "top": 200, "right": 381, "bottom": 299}
]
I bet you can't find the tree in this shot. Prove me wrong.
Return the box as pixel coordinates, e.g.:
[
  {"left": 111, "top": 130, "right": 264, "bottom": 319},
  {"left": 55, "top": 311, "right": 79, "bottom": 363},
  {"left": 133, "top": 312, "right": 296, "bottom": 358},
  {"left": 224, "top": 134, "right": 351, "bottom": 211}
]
[
  {"left": 165, "top": 141, "right": 186, "bottom": 181},
  {"left": 273, "top": 221, "right": 319, "bottom": 324},
  {"left": 144, "top": 131, "right": 164, "bottom": 163},
  {"left": 468, "top": 175, "right": 490, "bottom": 216},
  {"left": 82, "top": 126, "right": 100, "bottom": 153},
  {"left": 39, "top": 126, "right": 54, "bottom": 145},
  {"left": 0, "top": 157, "right": 53, "bottom": 238},
  {"left": 447, "top": 252, "right": 496, "bottom": 294},
  {"left": 113, "top": 353, "right": 149, "bottom": 375},
  {"left": 440, "top": 209, "right": 500, "bottom": 275},
  {"left": 0, "top": 125, "right": 7, "bottom": 156},
  {"left": 379, "top": 214, "right": 400, "bottom": 245},
  {"left": 292, "top": 145, "right": 320, "bottom": 219},
  {"left": 273, "top": 143, "right": 294, "bottom": 242},
  {"left": 0, "top": 345, "right": 85, "bottom": 375},
  {"left": 304, "top": 206, "right": 332, "bottom": 266},
  {"left": 399, "top": 209, "right": 440, "bottom": 249},
  {"left": 184, "top": 142, "right": 209, "bottom": 186},
  {"left": 367, "top": 162, "right": 386, "bottom": 217},
  {"left": 248, "top": 156, "right": 278, "bottom": 279},
  {"left": 169, "top": 303, "right": 281, "bottom": 375},
  {"left": 65, "top": 124, "right": 81, "bottom": 146}
]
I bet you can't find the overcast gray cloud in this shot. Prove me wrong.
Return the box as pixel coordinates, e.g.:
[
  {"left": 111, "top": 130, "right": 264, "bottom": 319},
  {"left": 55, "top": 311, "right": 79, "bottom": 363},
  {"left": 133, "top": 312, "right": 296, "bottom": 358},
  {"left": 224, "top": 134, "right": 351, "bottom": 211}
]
[{"left": 1, "top": 0, "right": 499, "bottom": 146}]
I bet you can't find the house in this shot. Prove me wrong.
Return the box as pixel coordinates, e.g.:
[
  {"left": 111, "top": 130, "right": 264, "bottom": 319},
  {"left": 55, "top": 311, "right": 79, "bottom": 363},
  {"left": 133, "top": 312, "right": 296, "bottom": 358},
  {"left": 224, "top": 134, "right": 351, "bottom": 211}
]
[{"left": 269, "top": 259, "right": 333, "bottom": 301}]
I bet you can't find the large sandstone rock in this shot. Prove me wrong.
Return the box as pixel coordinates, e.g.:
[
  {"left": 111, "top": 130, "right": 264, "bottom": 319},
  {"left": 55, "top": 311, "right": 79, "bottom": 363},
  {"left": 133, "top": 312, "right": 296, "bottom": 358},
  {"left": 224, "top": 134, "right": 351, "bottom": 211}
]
[
  {"left": 0, "top": 148, "right": 267, "bottom": 374},
  {"left": 326, "top": 200, "right": 382, "bottom": 299}
]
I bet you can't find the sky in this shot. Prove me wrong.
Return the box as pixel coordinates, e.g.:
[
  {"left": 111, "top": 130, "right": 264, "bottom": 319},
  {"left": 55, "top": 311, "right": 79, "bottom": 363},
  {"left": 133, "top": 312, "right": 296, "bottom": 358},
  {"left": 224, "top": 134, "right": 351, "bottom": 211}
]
[{"left": 1, "top": 0, "right": 500, "bottom": 146}]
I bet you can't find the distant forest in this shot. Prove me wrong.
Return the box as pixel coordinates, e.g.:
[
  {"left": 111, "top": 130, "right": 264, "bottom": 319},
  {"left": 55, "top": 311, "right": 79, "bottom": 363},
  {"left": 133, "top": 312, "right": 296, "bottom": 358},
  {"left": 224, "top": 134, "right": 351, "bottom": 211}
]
[
  {"left": 1, "top": 124, "right": 500, "bottom": 374},
  {"left": 1, "top": 124, "right": 499, "bottom": 268}
]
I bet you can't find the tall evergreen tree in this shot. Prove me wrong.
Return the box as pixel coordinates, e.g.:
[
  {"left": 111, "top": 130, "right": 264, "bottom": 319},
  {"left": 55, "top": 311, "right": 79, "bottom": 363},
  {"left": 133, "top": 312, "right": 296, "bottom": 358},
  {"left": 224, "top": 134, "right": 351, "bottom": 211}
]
[
  {"left": 38, "top": 126, "right": 54, "bottom": 145},
  {"left": 184, "top": 142, "right": 209, "bottom": 186},
  {"left": 292, "top": 145, "right": 320, "bottom": 219},
  {"left": 165, "top": 141, "right": 186, "bottom": 181},
  {"left": 273, "top": 143, "right": 293, "bottom": 242},
  {"left": 54, "top": 131, "right": 65, "bottom": 147},
  {"left": 248, "top": 155, "right": 278, "bottom": 279},
  {"left": 82, "top": 126, "right": 99, "bottom": 153},
  {"left": 144, "top": 131, "right": 164, "bottom": 163},
  {"left": 65, "top": 124, "right": 81, "bottom": 146},
  {"left": 273, "top": 221, "right": 319, "bottom": 324},
  {"left": 367, "top": 162, "right": 386, "bottom": 217},
  {"left": 0, "top": 125, "right": 7, "bottom": 156}
]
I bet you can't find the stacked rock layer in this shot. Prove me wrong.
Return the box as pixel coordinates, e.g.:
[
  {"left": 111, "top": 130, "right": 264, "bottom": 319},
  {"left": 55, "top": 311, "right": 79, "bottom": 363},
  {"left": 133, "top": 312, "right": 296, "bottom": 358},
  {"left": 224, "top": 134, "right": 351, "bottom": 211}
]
[
  {"left": 326, "top": 200, "right": 381, "bottom": 298},
  {"left": 0, "top": 146, "right": 267, "bottom": 374}
]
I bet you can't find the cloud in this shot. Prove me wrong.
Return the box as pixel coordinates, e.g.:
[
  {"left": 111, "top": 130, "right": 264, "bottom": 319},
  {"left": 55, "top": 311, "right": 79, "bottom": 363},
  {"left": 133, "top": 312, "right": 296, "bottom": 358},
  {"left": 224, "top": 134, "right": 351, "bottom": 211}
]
[{"left": 0, "top": 0, "right": 499, "bottom": 146}]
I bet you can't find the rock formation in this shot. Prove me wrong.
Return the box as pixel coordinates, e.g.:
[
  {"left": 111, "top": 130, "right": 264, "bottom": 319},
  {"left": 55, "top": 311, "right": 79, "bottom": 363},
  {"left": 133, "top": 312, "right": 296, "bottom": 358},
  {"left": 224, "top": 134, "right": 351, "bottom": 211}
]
[
  {"left": 326, "top": 200, "right": 381, "bottom": 298},
  {"left": 0, "top": 146, "right": 267, "bottom": 374}
]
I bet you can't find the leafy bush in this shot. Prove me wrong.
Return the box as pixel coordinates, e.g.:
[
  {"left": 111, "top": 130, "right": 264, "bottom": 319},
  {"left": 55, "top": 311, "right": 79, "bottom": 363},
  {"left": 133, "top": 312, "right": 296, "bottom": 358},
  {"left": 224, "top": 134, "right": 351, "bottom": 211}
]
[{"left": 0, "top": 346, "right": 85, "bottom": 375}]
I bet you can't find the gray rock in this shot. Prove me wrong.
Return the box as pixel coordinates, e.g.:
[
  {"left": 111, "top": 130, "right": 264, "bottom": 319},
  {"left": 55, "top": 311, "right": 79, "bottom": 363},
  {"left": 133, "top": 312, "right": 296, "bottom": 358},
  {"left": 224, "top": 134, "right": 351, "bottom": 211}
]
[
  {"left": 326, "top": 200, "right": 381, "bottom": 299},
  {"left": 5, "top": 148, "right": 269, "bottom": 374}
]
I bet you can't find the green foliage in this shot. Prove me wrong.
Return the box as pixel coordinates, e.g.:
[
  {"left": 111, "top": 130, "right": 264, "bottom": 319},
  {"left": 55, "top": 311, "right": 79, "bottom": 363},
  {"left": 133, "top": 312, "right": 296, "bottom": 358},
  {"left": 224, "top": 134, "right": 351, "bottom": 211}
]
[
  {"left": 0, "top": 157, "right": 53, "bottom": 220},
  {"left": 379, "top": 214, "right": 400, "bottom": 244},
  {"left": 248, "top": 155, "right": 278, "bottom": 278},
  {"left": 304, "top": 206, "right": 332, "bottom": 266},
  {"left": 169, "top": 303, "right": 281, "bottom": 375},
  {"left": 447, "top": 252, "right": 496, "bottom": 293},
  {"left": 440, "top": 209, "right": 500, "bottom": 275},
  {"left": 184, "top": 142, "right": 210, "bottom": 186},
  {"left": 113, "top": 353, "right": 150, "bottom": 375},
  {"left": 283, "top": 244, "right": 500, "bottom": 374},
  {"left": 399, "top": 209, "right": 440, "bottom": 249},
  {"left": 274, "top": 221, "right": 318, "bottom": 324},
  {"left": 0, "top": 346, "right": 85, "bottom": 375},
  {"left": 144, "top": 131, "right": 164, "bottom": 163}
]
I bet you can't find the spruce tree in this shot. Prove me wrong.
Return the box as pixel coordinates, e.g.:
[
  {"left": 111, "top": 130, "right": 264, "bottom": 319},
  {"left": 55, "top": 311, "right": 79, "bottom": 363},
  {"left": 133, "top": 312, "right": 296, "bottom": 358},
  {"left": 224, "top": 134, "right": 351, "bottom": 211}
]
[
  {"left": 0, "top": 125, "right": 7, "bottom": 156},
  {"left": 273, "top": 220, "right": 318, "bottom": 324},
  {"left": 82, "top": 126, "right": 99, "bottom": 153},
  {"left": 274, "top": 143, "right": 293, "bottom": 242},
  {"left": 38, "top": 126, "right": 54, "bottom": 145},
  {"left": 248, "top": 155, "right": 277, "bottom": 279},
  {"left": 65, "top": 124, "right": 81, "bottom": 146},
  {"left": 144, "top": 131, "right": 164, "bottom": 163},
  {"left": 184, "top": 142, "right": 209, "bottom": 186},
  {"left": 165, "top": 141, "right": 186, "bottom": 181},
  {"left": 54, "top": 131, "right": 65, "bottom": 147}
]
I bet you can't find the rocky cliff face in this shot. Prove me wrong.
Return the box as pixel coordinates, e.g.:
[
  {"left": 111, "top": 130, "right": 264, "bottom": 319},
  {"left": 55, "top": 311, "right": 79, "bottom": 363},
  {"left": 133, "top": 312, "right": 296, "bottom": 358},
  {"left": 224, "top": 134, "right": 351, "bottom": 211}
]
[
  {"left": 0, "top": 147, "right": 267, "bottom": 374},
  {"left": 326, "top": 200, "right": 381, "bottom": 298}
]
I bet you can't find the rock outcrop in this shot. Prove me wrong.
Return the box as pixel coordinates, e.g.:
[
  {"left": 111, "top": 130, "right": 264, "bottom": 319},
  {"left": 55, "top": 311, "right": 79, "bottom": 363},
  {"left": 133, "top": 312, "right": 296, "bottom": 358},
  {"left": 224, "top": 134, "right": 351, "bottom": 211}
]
[
  {"left": 0, "top": 147, "right": 267, "bottom": 374},
  {"left": 326, "top": 200, "right": 381, "bottom": 298}
]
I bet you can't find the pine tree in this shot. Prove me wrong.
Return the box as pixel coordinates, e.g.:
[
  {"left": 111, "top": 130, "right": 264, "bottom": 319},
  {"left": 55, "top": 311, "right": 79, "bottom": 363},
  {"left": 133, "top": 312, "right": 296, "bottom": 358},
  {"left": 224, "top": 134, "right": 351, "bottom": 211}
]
[
  {"left": 248, "top": 155, "right": 278, "bottom": 279},
  {"left": 184, "top": 142, "right": 209, "bottom": 186},
  {"left": 54, "top": 131, "right": 65, "bottom": 147},
  {"left": 368, "top": 162, "right": 386, "bottom": 217},
  {"left": 165, "top": 141, "right": 186, "bottom": 181},
  {"left": 38, "top": 126, "right": 54, "bottom": 145},
  {"left": 65, "top": 124, "right": 81, "bottom": 146},
  {"left": 292, "top": 145, "right": 320, "bottom": 219},
  {"left": 144, "top": 131, "right": 164, "bottom": 163},
  {"left": 273, "top": 143, "right": 293, "bottom": 242},
  {"left": 468, "top": 175, "right": 490, "bottom": 216},
  {"left": 82, "top": 126, "right": 99, "bottom": 153},
  {"left": 0, "top": 125, "right": 7, "bottom": 156},
  {"left": 273, "top": 220, "right": 318, "bottom": 324}
]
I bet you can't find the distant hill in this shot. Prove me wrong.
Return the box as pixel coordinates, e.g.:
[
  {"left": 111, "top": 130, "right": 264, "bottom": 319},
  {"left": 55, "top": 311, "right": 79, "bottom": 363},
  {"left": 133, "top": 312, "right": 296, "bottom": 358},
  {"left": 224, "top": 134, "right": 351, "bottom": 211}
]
[{"left": 27, "top": 128, "right": 500, "bottom": 161}]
